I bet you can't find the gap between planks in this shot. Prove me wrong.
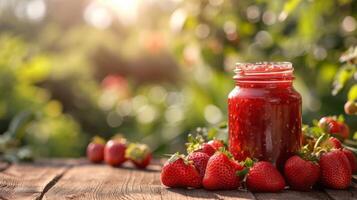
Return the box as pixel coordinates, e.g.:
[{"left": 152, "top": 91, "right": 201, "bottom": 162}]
[
  {"left": 1, "top": 159, "right": 356, "bottom": 200},
  {"left": 0, "top": 159, "right": 81, "bottom": 200},
  {"left": 35, "top": 165, "right": 72, "bottom": 200}
]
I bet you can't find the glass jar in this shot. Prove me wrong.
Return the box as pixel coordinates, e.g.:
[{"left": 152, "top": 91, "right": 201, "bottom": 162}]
[{"left": 228, "top": 62, "right": 302, "bottom": 170}]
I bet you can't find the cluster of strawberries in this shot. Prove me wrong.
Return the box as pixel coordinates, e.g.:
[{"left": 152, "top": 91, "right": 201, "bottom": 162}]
[
  {"left": 86, "top": 136, "right": 152, "bottom": 169},
  {"left": 160, "top": 135, "right": 286, "bottom": 191},
  {"left": 160, "top": 116, "right": 356, "bottom": 192}
]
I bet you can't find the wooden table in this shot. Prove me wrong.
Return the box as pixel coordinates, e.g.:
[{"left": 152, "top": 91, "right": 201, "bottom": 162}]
[{"left": 0, "top": 159, "right": 356, "bottom": 200}]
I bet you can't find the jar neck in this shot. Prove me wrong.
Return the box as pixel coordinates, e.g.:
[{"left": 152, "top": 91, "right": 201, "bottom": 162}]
[{"left": 234, "top": 62, "right": 294, "bottom": 88}]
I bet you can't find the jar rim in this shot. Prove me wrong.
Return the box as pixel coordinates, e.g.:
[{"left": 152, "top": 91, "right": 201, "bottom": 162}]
[
  {"left": 235, "top": 62, "right": 293, "bottom": 73},
  {"left": 234, "top": 61, "right": 294, "bottom": 83}
]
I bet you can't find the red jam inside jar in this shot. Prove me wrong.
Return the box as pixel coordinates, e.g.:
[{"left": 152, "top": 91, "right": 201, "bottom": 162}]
[{"left": 228, "top": 62, "right": 302, "bottom": 170}]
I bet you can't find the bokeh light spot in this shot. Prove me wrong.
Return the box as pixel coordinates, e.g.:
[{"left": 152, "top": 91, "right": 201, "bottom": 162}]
[
  {"left": 342, "top": 16, "right": 356, "bottom": 32},
  {"left": 204, "top": 104, "right": 223, "bottom": 124}
]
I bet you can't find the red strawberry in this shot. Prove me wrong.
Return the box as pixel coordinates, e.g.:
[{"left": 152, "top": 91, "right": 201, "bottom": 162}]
[
  {"left": 318, "top": 116, "right": 350, "bottom": 139},
  {"left": 197, "top": 143, "right": 216, "bottom": 156},
  {"left": 86, "top": 136, "right": 105, "bottom": 163},
  {"left": 203, "top": 152, "right": 243, "bottom": 190},
  {"left": 284, "top": 156, "right": 320, "bottom": 191},
  {"left": 345, "top": 101, "right": 357, "bottom": 115},
  {"left": 188, "top": 152, "right": 210, "bottom": 178},
  {"left": 246, "top": 161, "right": 285, "bottom": 192},
  {"left": 125, "top": 143, "right": 152, "bottom": 169},
  {"left": 337, "top": 122, "right": 350, "bottom": 139},
  {"left": 319, "top": 150, "right": 351, "bottom": 189},
  {"left": 104, "top": 138, "right": 127, "bottom": 166},
  {"left": 207, "top": 139, "right": 224, "bottom": 151},
  {"left": 327, "top": 120, "right": 341, "bottom": 133},
  {"left": 342, "top": 148, "right": 357, "bottom": 174},
  {"left": 161, "top": 153, "right": 201, "bottom": 188},
  {"left": 328, "top": 137, "right": 342, "bottom": 149},
  {"left": 318, "top": 116, "right": 334, "bottom": 128},
  {"left": 186, "top": 134, "right": 216, "bottom": 156}
]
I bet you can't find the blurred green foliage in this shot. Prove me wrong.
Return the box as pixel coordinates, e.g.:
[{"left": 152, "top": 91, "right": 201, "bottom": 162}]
[
  {"left": 0, "top": 0, "right": 356, "bottom": 158},
  {"left": 0, "top": 35, "right": 85, "bottom": 158}
]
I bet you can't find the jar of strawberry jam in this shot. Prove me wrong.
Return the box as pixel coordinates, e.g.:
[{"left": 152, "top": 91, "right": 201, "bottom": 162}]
[{"left": 228, "top": 62, "right": 302, "bottom": 170}]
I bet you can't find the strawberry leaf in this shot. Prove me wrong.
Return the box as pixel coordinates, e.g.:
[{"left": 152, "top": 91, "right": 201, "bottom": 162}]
[
  {"left": 236, "top": 167, "right": 249, "bottom": 177},
  {"left": 167, "top": 152, "right": 185, "bottom": 163},
  {"left": 243, "top": 157, "right": 254, "bottom": 168},
  {"left": 337, "top": 114, "right": 345, "bottom": 123},
  {"left": 185, "top": 134, "right": 205, "bottom": 154},
  {"left": 91, "top": 136, "right": 105, "bottom": 145}
]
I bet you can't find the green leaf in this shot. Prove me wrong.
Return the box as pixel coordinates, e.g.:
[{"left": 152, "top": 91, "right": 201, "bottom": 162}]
[
  {"left": 218, "top": 122, "right": 228, "bottom": 129},
  {"left": 207, "top": 128, "right": 218, "bottom": 140},
  {"left": 332, "top": 64, "right": 356, "bottom": 95},
  {"left": 353, "top": 132, "right": 357, "bottom": 141},
  {"left": 244, "top": 157, "right": 254, "bottom": 168},
  {"left": 337, "top": 114, "right": 345, "bottom": 122},
  {"left": 348, "top": 84, "right": 357, "bottom": 101},
  {"left": 5, "top": 111, "right": 34, "bottom": 139},
  {"left": 302, "top": 125, "right": 326, "bottom": 139},
  {"left": 236, "top": 168, "right": 249, "bottom": 177}
]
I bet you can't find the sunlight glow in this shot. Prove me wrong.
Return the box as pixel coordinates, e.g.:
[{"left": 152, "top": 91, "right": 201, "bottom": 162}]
[
  {"left": 99, "top": 0, "right": 140, "bottom": 25},
  {"left": 84, "top": 2, "right": 112, "bottom": 29}
]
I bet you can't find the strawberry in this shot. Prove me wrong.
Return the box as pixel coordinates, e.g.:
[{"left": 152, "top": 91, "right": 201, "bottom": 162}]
[
  {"left": 327, "top": 120, "right": 341, "bottom": 133},
  {"left": 319, "top": 150, "right": 351, "bottom": 189},
  {"left": 198, "top": 143, "right": 216, "bottom": 156},
  {"left": 86, "top": 136, "right": 105, "bottom": 163},
  {"left": 207, "top": 139, "right": 224, "bottom": 151},
  {"left": 202, "top": 151, "right": 243, "bottom": 190},
  {"left": 188, "top": 152, "right": 210, "bottom": 179},
  {"left": 186, "top": 134, "right": 216, "bottom": 156},
  {"left": 344, "top": 101, "right": 357, "bottom": 115},
  {"left": 284, "top": 155, "right": 320, "bottom": 191},
  {"left": 104, "top": 138, "right": 127, "bottom": 166},
  {"left": 318, "top": 116, "right": 350, "bottom": 139},
  {"left": 246, "top": 161, "right": 285, "bottom": 192},
  {"left": 337, "top": 122, "right": 350, "bottom": 139},
  {"left": 342, "top": 148, "right": 357, "bottom": 174},
  {"left": 161, "top": 153, "right": 201, "bottom": 188},
  {"left": 328, "top": 137, "right": 342, "bottom": 149},
  {"left": 125, "top": 143, "right": 152, "bottom": 169}
]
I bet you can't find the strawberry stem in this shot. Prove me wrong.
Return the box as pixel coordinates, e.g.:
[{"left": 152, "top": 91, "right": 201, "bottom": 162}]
[{"left": 313, "top": 133, "right": 329, "bottom": 151}]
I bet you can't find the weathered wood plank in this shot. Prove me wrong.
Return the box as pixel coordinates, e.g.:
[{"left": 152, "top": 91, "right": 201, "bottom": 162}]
[
  {"left": 323, "top": 182, "right": 357, "bottom": 200},
  {"left": 1, "top": 159, "right": 355, "bottom": 200},
  {"left": 160, "top": 188, "right": 255, "bottom": 200},
  {"left": 44, "top": 161, "right": 256, "bottom": 200},
  {"left": 44, "top": 162, "right": 163, "bottom": 200},
  {"left": 254, "top": 190, "right": 331, "bottom": 200},
  {"left": 0, "top": 161, "right": 71, "bottom": 200}
]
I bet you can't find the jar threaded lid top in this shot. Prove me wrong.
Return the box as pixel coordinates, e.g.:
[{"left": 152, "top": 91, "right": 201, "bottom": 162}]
[{"left": 234, "top": 62, "right": 294, "bottom": 82}]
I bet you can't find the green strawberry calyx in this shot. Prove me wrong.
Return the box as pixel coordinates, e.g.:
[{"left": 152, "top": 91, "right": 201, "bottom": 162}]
[
  {"left": 166, "top": 152, "right": 191, "bottom": 165},
  {"left": 185, "top": 134, "right": 205, "bottom": 154},
  {"left": 91, "top": 136, "right": 106, "bottom": 145},
  {"left": 111, "top": 134, "right": 127, "bottom": 144},
  {"left": 216, "top": 147, "right": 234, "bottom": 159},
  {"left": 236, "top": 157, "right": 255, "bottom": 182},
  {"left": 126, "top": 143, "right": 151, "bottom": 162}
]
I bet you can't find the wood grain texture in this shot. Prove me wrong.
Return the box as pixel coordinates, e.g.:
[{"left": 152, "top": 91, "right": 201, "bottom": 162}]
[
  {"left": 254, "top": 190, "right": 331, "bottom": 200},
  {"left": 0, "top": 161, "right": 71, "bottom": 200},
  {"left": 44, "top": 162, "right": 163, "bottom": 200},
  {"left": 44, "top": 161, "right": 255, "bottom": 200},
  {"left": 0, "top": 159, "right": 356, "bottom": 200},
  {"left": 324, "top": 182, "right": 357, "bottom": 200}
]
